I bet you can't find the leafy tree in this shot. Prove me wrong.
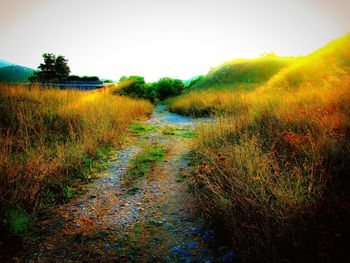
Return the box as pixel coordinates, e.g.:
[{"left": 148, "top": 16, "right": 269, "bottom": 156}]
[
  {"left": 119, "top": 76, "right": 128, "bottom": 83},
  {"left": 118, "top": 76, "right": 146, "bottom": 97},
  {"left": 143, "top": 82, "right": 159, "bottom": 102},
  {"left": 117, "top": 76, "right": 185, "bottom": 101},
  {"left": 55, "top": 55, "right": 70, "bottom": 81},
  {"left": 66, "top": 75, "right": 81, "bottom": 81},
  {"left": 29, "top": 53, "right": 70, "bottom": 83},
  {"left": 30, "top": 53, "right": 56, "bottom": 82},
  {"left": 81, "top": 76, "right": 100, "bottom": 82},
  {"left": 156, "top": 77, "right": 184, "bottom": 100},
  {"left": 65, "top": 75, "right": 100, "bottom": 82},
  {"left": 187, "top": 75, "right": 204, "bottom": 89}
]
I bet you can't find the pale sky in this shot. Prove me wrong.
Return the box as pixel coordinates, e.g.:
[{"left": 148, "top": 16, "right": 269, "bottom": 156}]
[{"left": 0, "top": 0, "right": 349, "bottom": 82}]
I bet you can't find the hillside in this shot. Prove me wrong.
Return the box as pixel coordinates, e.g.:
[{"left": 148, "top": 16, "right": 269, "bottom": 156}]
[
  {"left": 261, "top": 33, "right": 350, "bottom": 92},
  {"left": 0, "top": 60, "right": 11, "bottom": 68},
  {"left": 168, "top": 33, "right": 350, "bottom": 262},
  {"left": 0, "top": 65, "right": 34, "bottom": 83},
  {"left": 169, "top": 33, "right": 350, "bottom": 116},
  {"left": 191, "top": 54, "right": 296, "bottom": 90}
]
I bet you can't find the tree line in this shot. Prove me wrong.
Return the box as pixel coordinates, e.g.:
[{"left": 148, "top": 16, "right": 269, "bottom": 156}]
[
  {"left": 116, "top": 75, "right": 204, "bottom": 102},
  {"left": 29, "top": 53, "right": 100, "bottom": 83},
  {"left": 29, "top": 53, "right": 204, "bottom": 101}
]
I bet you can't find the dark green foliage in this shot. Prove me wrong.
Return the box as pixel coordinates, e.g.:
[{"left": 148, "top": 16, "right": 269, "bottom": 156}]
[
  {"left": 119, "top": 76, "right": 146, "bottom": 97},
  {"left": 7, "top": 207, "right": 31, "bottom": 235},
  {"left": 0, "top": 65, "right": 34, "bottom": 83},
  {"left": 156, "top": 77, "right": 184, "bottom": 100},
  {"left": 53, "top": 55, "right": 70, "bottom": 81},
  {"left": 65, "top": 75, "right": 81, "bottom": 81},
  {"left": 186, "top": 75, "right": 204, "bottom": 89},
  {"left": 65, "top": 75, "right": 100, "bottom": 82},
  {"left": 117, "top": 76, "right": 185, "bottom": 101},
  {"left": 80, "top": 76, "right": 100, "bottom": 82},
  {"left": 29, "top": 53, "right": 71, "bottom": 83}
]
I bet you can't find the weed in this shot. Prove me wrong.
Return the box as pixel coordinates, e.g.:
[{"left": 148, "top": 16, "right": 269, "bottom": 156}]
[
  {"left": 63, "top": 186, "right": 73, "bottom": 200},
  {"left": 124, "top": 145, "right": 165, "bottom": 186},
  {"left": 161, "top": 125, "right": 196, "bottom": 138},
  {"left": 7, "top": 207, "right": 31, "bottom": 235},
  {"left": 130, "top": 123, "right": 158, "bottom": 135}
]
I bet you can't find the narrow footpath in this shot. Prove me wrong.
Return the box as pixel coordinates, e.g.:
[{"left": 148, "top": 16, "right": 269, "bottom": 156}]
[{"left": 22, "top": 105, "right": 234, "bottom": 262}]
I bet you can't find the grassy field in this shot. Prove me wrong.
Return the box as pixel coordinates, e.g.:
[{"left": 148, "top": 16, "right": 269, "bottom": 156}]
[
  {"left": 171, "top": 33, "right": 350, "bottom": 261},
  {"left": 0, "top": 84, "right": 152, "bottom": 233}
]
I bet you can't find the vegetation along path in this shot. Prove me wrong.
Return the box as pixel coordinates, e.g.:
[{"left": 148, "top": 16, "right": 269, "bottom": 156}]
[{"left": 22, "top": 105, "right": 235, "bottom": 262}]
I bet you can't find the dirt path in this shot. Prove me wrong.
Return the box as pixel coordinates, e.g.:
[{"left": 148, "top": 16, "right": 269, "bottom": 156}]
[{"left": 21, "top": 105, "right": 234, "bottom": 262}]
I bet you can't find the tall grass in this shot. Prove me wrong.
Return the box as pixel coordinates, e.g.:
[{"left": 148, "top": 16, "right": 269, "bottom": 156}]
[
  {"left": 178, "top": 33, "right": 350, "bottom": 261},
  {"left": 0, "top": 84, "right": 152, "bottom": 216},
  {"left": 167, "top": 87, "right": 249, "bottom": 117}
]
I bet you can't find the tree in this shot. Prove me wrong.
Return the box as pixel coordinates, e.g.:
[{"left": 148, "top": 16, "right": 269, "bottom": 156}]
[
  {"left": 156, "top": 77, "right": 184, "bottom": 100},
  {"left": 55, "top": 55, "right": 70, "bottom": 81},
  {"left": 119, "top": 76, "right": 128, "bottom": 83},
  {"left": 116, "top": 76, "right": 185, "bottom": 101},
  {"left": 29, "top": 53, "right": 70, "bottom": 83},
  {"left": 80, "top": 76, "right": 98, "bottom": 82},
  {"left": 187, "top": 75, "right": 204, "bottom": 89},
  {"left": 118, "top": 76, "right": 146, "bottom": 97}
]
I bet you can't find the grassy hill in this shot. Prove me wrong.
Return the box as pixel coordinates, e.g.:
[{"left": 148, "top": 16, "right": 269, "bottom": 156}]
[
  {"left": 191, "top": 54, "right": 296, "bottom": 91},
  {"left": 170, "top": 33, "right": 350, "bottom": 261},
  {"left": 169, "top": 34, "right": 349, "bottom": 116},
  {"left": 263, "top": 33, "right": 350, "bottom": 91},
  {"left": 0, "top": 65, "right": 34, "bottom": 83}
]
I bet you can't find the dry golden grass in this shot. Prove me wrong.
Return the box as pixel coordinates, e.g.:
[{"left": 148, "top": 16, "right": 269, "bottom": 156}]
[
  {"left": 175, "top": 33, "right": 350, "bottom": 261},
  {"left": 0, "top": 84, "right": 152, "bottom": 213}
]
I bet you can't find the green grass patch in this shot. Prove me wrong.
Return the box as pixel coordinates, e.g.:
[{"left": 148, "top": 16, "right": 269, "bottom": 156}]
[
  {"left": 125, "top": 145, "right": 165, "bottom": 186},
  {"left": 7, "top": 207, "right": 32, "bottom": 235},
  {"left": 130, "top": 123, "right": 158, "bottom": 135},
  {"left": 161, "top": 125, "right": 196, "bottom": 138}
]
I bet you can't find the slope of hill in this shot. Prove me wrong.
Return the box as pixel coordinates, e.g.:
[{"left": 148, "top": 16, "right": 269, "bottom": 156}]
[
  {"left": 168, "top": 34, "right": 350, "bottom": 116},
  {"left": 261, "top": 33, "right": 350, "bottom": 92},
  {"left": 191, "top": 54, "right": 296, "bottom": 90},
  {"left": 171, "top": 33, "right": 350, "bottom": 261},
  {"left": 0, "top": 65, "right": 34, "bottom": 83},
  {"left": 0, "top": 59, "right": 12, "bottom": 68}
]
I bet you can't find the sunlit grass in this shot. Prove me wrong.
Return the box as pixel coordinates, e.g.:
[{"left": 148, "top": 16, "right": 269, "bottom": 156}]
[
  {"left": 174, "top": 33, "right": 350, "bottom": 261},
  {"left": 0, "top": 84, "right": 153, "bottom": 216},
  {"left": 191, "top": 54, "right": 296, "bottom": 90}
]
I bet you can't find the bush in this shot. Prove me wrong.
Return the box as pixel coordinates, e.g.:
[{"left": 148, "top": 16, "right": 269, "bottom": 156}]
[{"left": 117, "top": 76, "right": 185, "bottom": 102}]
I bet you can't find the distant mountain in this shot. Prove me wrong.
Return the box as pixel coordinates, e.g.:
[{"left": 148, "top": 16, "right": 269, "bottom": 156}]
[
  {"left": 0, "top": 65, "right": 34, "bottom": 83},
  {"left": 0, "top": 59, "right": 12, "bottom": 68}
]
